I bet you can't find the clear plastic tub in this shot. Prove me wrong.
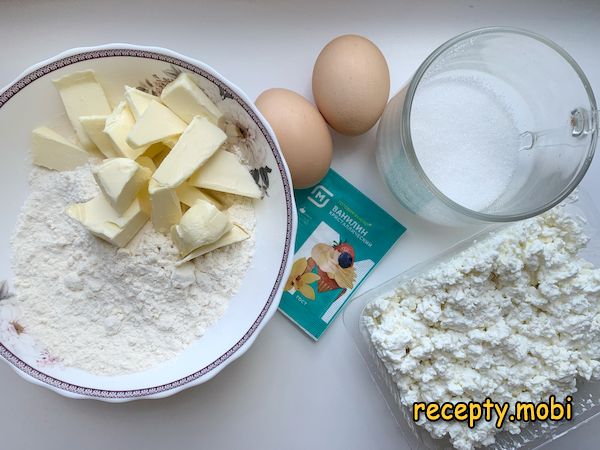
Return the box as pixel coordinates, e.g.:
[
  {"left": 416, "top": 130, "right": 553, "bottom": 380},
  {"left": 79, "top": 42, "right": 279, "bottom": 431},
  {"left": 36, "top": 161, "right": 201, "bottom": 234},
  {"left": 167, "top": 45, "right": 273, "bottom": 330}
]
[{"left": 343, "top": 191, "right": 600, "bottom": 449}]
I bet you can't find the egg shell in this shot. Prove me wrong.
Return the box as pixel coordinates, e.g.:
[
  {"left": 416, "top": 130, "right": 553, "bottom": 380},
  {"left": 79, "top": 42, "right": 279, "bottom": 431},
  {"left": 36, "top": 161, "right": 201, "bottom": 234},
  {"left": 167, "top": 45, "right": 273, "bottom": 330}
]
[
  {"left": 255, "top": 88, "right": 332, "bottom": 189},
  {"left": 312, "top": 34, "right": 390, "bottom": 136}
]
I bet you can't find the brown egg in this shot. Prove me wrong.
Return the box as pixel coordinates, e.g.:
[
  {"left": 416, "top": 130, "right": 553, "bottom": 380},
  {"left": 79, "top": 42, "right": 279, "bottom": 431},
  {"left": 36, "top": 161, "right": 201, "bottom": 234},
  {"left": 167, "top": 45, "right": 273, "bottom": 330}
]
[
  {"left": 256, "top": 88, "right": 333, "bottom": 189},
  {"left": 312, "top": 34, "right": 390, "bottom": 136}
]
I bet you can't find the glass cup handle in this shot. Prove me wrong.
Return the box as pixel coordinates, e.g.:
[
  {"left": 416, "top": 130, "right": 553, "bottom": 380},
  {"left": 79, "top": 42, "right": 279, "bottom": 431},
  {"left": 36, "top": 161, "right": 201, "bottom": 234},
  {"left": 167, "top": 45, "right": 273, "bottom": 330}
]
[{"left": 519, "top": 108, "right": 598, "bottom": 151}]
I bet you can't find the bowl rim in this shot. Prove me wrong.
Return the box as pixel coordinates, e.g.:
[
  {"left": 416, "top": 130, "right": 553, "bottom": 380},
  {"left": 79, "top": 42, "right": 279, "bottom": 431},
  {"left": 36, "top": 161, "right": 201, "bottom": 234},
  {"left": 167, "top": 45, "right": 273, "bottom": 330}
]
[{"left": 0, "top": 43, "right": 297, "bottom": 402}]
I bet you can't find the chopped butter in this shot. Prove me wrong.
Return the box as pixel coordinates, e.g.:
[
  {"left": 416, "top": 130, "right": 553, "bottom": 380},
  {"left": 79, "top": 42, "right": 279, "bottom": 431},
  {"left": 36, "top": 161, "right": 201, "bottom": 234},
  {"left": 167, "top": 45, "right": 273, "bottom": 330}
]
[
  {"left": 171, "top": 200, "right": 232, "bottom": 256},
  {"left": 160, "top": 73, "right": 224, "bottom": 126},
  {"left": 176, "top": 182, "right": 222, "bottom": 209},
  {"left": 126, "top": 100, "right": 187, "bottom": 148},
  {"left": 124, "top": 86, "right": 160, "bottom": 119},
  {"left": 153, "top": 117, "right": 226, "bottom": 188},
  {"left": 79, "top": 115, "right": 117, "bottom": 158},
  {"left": 188, "top": 149, "right": 261, "bottom": 199},
  {"left": 66, "top": 194, "right": 148, "bottom": 248},
  {"left": 179, "top": 225, "right": 249, "bottom": 263},
  {"left": 148, "top": 179, "right": 182, "bottom": 233},
  {"left": 31, "top": 126, "right": 88, "bottom": 171},
  {"left": 93, "top": 158, "right": 152, "bottom": 214},
  {"left": 162, "top": 135, "right": 179, "bottom": 148},
  {"left": 52, "top": 70, "right": 112, "bottom": 151},
  {"left": 144, "top": 142, "right": 171, "bottom": 159},
  {"left": 104, "top": 101, "right": 147, "bottom": 160},
  {"left": 136, "top": 156, "right": 157, "bottom": 173},
  {"left": 152, "top": 147, "right": 170, "bottom": 167}
]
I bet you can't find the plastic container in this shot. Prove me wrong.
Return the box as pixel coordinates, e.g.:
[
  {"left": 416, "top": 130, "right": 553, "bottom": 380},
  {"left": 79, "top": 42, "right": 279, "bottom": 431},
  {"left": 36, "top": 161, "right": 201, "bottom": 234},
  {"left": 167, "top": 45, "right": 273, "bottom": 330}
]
[
  {"left": 376, "top": 27, "right": 598, "bottom": 226},
  {"left": 343, "top": 191, "right": 600, "bottom": 449}
]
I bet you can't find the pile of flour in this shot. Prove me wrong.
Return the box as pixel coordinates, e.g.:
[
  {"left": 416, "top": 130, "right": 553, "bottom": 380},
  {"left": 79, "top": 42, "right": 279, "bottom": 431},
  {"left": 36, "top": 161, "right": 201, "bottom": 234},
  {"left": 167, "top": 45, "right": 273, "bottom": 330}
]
[
  {"left": 4, "top": 164, "right": 255, "bottom": 375},
  {"left": 363, "top": 205, "right": 600, "bottom": 450}
]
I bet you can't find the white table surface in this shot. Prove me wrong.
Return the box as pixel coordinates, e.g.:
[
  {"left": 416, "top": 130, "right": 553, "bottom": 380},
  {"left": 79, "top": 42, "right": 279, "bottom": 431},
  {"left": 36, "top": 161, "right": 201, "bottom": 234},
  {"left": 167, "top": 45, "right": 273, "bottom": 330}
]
[{"left": 1, "top": 0, "right": 599, "bottom": 449}]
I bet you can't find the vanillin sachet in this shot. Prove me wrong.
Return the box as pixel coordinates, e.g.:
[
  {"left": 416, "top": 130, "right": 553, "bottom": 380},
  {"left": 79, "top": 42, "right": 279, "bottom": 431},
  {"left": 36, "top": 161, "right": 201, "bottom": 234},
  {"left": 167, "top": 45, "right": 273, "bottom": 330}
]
[{"left": 279, "top": 169, "right": 406, "bottom": 340}]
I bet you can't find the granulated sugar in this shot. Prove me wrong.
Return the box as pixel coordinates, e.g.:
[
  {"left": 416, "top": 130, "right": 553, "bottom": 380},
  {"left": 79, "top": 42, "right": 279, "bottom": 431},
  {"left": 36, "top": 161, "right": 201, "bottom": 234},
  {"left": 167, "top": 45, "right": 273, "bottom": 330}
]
[
  {"left": 410, "top": 77, "right": 519, "bottom": 211},
  {"left": 4, "top": 165, "right": 255, "bottom": 375}
]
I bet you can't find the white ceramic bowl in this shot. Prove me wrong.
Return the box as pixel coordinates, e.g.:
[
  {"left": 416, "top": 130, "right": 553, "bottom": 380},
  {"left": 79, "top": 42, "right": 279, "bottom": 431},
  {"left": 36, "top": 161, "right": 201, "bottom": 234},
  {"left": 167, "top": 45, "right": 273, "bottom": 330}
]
[{"left": 0, "top": 44, "right": 297, "bottom": 401}]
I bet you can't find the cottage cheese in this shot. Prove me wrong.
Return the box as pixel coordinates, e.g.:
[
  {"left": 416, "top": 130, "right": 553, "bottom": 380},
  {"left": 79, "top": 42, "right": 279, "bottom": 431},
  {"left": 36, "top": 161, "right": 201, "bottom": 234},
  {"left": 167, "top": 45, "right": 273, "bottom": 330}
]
[{"left": 363, "top": 205, "right": 600, "bottom": 449}]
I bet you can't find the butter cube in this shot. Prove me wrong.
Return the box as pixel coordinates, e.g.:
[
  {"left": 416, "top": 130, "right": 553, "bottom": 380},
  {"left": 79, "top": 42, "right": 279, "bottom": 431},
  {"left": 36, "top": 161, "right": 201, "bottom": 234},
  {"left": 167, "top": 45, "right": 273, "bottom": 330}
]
[
  {"left": 124, "top": 88, "right": 178, "bottom": 149},
  {"left": 162, "top": 135, "right": 179, "bottom": 148},
  {"left": 200, "top": 189, "right": 236, "bottom": 209},
  {"left": 136, "top": 156, "right": 157, "bottom": 173},
  {"left": 160, "top": 73, "right": 224, "bottom": 126},
  {"left": 176, "top": 182, "right": 222, "bottom": 209},
  {"left": 93, "top": 158, "right": 152, "bottom": 214},
  {"left": 53, "top": 70, "right": 112, "bottom": 151},
  {"left": 31, "top": 126, "right": 88, "bottom": 171},
  {"left": 171, "top": 200, "right": 232, "bottom": 256},
  {"left": 67, "top": 194, "right": 148, "bottom": 248},
  {"left": 148, "top": 179, "right": 182, "bottom": 233},
  {"left": 188, "top": 149, "right": 261, "bottom": 199},
  {"left": 180, "top": 225, "right": 249, "bottom": 263},
  {"left": 143, "top": 142, "right": 171, "bottom": 159},
  {"left": 126, "top": 101, "right": 187, "bottom": 148},
  {"left": 124, "top": 86, "right": 161, "bottom": 119},
  {"left": 152, "top": 147, "right": 170, "bottom": 167},
  {"left": 104, "top": 101, "right": 147, "bottom": 160},
  {"left": 79, "top": 115, "right": 117, "bottom": 158},
  {"left": 153, "top": 117, "right": 227, "bottom": 188}
]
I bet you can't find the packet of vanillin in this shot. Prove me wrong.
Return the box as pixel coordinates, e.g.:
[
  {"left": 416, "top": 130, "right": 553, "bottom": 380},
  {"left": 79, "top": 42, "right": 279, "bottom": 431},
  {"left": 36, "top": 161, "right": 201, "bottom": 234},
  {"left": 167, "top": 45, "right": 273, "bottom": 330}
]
[{"left": 279, "top": 169, "right": 406, "bottom": 340}]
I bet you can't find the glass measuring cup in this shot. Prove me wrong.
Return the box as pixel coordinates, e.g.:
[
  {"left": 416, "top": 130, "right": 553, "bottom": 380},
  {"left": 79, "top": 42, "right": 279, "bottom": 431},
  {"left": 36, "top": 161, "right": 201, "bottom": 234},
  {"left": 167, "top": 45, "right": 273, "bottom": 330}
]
[{"left": 376, "top": 27, "right": 598, "bottom": 226}]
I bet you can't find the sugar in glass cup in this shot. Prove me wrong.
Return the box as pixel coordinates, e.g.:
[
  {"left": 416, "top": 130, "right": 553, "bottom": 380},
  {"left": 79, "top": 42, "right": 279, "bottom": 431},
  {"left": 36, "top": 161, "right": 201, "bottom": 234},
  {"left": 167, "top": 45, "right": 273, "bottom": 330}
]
[{"left": 376, "top": 27, "right": 598, "bottom": 226}]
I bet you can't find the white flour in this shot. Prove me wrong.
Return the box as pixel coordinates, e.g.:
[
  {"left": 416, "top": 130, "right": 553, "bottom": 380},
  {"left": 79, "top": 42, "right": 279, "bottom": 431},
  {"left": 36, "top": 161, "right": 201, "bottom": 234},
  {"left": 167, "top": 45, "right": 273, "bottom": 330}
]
[
  {"left": 5, "top": 164, "right": 255, "bottom": 375},
  {"left": 364, "top": 205, "right": 600, "bottom": 450}
]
